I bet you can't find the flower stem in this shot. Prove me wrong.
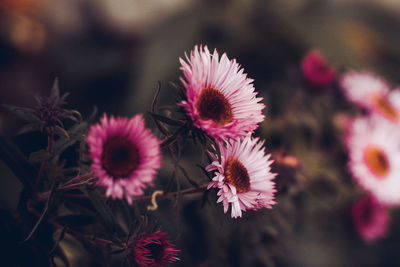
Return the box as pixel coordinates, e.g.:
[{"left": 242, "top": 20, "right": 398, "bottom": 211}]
[{"left": 133, "top": 184, "right": 208, "bottom": 203}]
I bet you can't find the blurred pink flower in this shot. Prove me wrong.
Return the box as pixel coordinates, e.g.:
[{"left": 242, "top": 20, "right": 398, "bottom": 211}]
[
  {"left": 346, "top": 116, "right": 400, "bottom": 205},
  {"left": 352, "top": 195, "right": 389, "bottom": 243},
  {"left": 87, "top": 114, "right": 161, "bottom": 204},
  {"left": 341, "top": 72, "right": 400, "bottom": 122},
  {"left": 301, "top": 50, "right": 335, "bottom": 87},
  {"left": 132, "top": 230, "right": 179, "bottom": 267},
  {"left": 179, "top": 45, "right": 265, "bottom": 140},
  {"left": 206, "top": 135, "right": 277, "bottom": 218}
]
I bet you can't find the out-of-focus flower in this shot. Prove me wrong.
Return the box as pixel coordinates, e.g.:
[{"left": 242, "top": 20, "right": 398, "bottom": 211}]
[
  {"left": 179, "top": 45, "right": 265, "bottom": 140},
  {"left": 334, "top": 112, "right": 353, "bottom": 132},
  {"left": 87, "top": 114, "right": 161, "bottom": 204},
  {"left": 341, "top": 72, "right": 400, "bottom": 122},
  {"left": 206, "top": 135, "right": 276, "bottom": 218},
  {"left": 301, "top": 50, "right": 336, "bottom": 87},
  {"left": 131, "top": 230, "right": 179, "bottom": 267},
  {"left": 352, "top": 195, "right": 389, "bottom": 243},
  {"left": 346, "top": 116, "right": 400, "bottom": 205}
]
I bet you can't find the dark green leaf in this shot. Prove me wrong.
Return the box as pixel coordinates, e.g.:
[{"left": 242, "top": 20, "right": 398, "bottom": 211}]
[
  {"left": 24, "top": 183, "right": 57, "bottom": 242},
  {"left": 148, "top": 111, "right": 185, "bottom": 126},
  {"left": 17, "top": 123, "right": 41, "bottom": 135},
  {"left": 0, "top": 133, "right": 36, "bottom": 192},
  {"left": 177, "top": 165, "right": 200, "bottom": 188},
  {"left": 152, "top": 81, "right": 161, "bottom": 113},
  {"left": 53, "top": 121, "right": 89, "bottom": 155},
  {"left": 50, "top": 78, "right": 60, "bottom": 100},
  {"left": 29, "top": 149, "right": 52, "bottom": 163},
  {"left": 56, "top": 214, "right": 94, "bottom": 227},
  {"left": 54, "top": 126, "right": 69, "bottom": 139},
  {"left": 85, "top": 188, "right": 116, "bottom": 233},
  {"left": 1, "top": 104, "right": 41, "bottom": 123}
]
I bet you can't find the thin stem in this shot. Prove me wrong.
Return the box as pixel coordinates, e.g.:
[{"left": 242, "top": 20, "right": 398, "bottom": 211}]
[
  {"left": 34, "top": 128, "right": 54, "bottom": 195},
  {"left": 133, "top": 184, "right": 208, "bottom": 203},
  {"left": 37, "top": 176, "right": 97, "bottom": 200}
]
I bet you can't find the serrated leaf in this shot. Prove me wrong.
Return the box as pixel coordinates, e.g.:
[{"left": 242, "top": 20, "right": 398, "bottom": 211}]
[
  {"left": 29, "top": 149, "right": 52, "bottom": 163},
  {"left": 0, "top": 133, "right": 36, "bottom": 192},
  {"left": 85, "top": 188, "right": 116, "bottom": 233}
]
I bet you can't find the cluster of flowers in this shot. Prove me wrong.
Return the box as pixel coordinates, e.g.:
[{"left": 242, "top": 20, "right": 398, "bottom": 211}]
[
  {"left": 340, "top": 72, "right": 400, "bottom": 243},
  {"left": 86, "top": 45, "right": 277, "bottom": 265}
]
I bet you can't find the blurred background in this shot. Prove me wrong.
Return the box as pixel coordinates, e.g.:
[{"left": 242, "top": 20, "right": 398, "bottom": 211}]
[{"left": 2, "top": 0, "right": 400, "bottom": 266}]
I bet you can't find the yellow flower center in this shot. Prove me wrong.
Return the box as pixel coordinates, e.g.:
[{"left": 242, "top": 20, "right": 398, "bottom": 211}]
[
  {"left": 372, "top": 94, "right": 398, "bottom": 121},
  {"left": 364, "top": 145, "right": 390, "bottom": 178}
]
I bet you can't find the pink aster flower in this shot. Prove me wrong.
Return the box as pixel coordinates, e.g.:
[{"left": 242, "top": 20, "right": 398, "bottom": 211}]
[
  {"left": 341, "top": 72, "right": 400, "bottom": 122},
  {"left": 346, "top": 116, "right": 400, "bottom": 205},
  {"left": 179, "top": 45, "right": 265, "bottom": 140},
  {"left": 86, "top": 114, "right": 161, "bottom": 204},
  {"left": 206, "top": 135, "right": 277, "bottom": 218},
  {"left": 301, "top": 50, "right": 335, "bottom": 87},
  {"left": 132, "top": 230, "right": 179, "bottom": 267},
  {"left": 351, "top": 195, "right": 389, "bottom": 243}
]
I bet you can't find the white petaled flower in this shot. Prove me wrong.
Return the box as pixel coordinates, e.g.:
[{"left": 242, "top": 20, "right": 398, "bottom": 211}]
[
  {"left": 206, "top": 135, "right": 277, "bottom": 218},
  {"left": 346, "top": 116, "right": 400, "bottom": 205},
  {"left": 341, "top": 72, "right": 400, "bottom": 122}
]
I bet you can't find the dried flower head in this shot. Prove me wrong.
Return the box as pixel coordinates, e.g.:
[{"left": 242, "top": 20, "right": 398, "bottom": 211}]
[{"left": 131, "top": 230, "right": 179, "bottom": 267}]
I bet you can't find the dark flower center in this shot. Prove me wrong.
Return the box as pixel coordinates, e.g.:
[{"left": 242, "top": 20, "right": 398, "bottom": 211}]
[
  {"left": 224, "top": 157, "right": 250, "bottom": 193},
  {"left": 372, "top": 95, "right": 398, "bottom": 121},
  {"left": 196, "top": 87, "right": 233, "bottom": 125},
  {"left": 364, "top": 146, "right": 389, "bottom": 178},
  {"left": 145, "top": 242, "right": 163, "bottom": 262},
  {"left": 102, "top": 137, "right": 139, "bottom": 178}
]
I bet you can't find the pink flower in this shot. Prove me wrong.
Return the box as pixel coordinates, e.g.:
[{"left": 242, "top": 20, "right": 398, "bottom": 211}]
[
  {"left": 301, "top": 50, "right": 335, "bottom": 87},
  {"left": 179, "top": 45, "right": 265, "bottom": 140},
  {"left": 206, "top": 135, "right": 277, "bottom": 218},
  {"left": 132, "top": 230, "right": 179, "bottom": 267},
  {"left": 345, "top": 116, "right": 400, "bottom": 205},
  {"left": 341, "top": 72, "right": 400, "bottom": 122},
  {"left": 86, "top": 114, "right": 161, "bottom": 204},
  {"left": 352, "top": 195, "right": 389, "bottom": 243}
]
